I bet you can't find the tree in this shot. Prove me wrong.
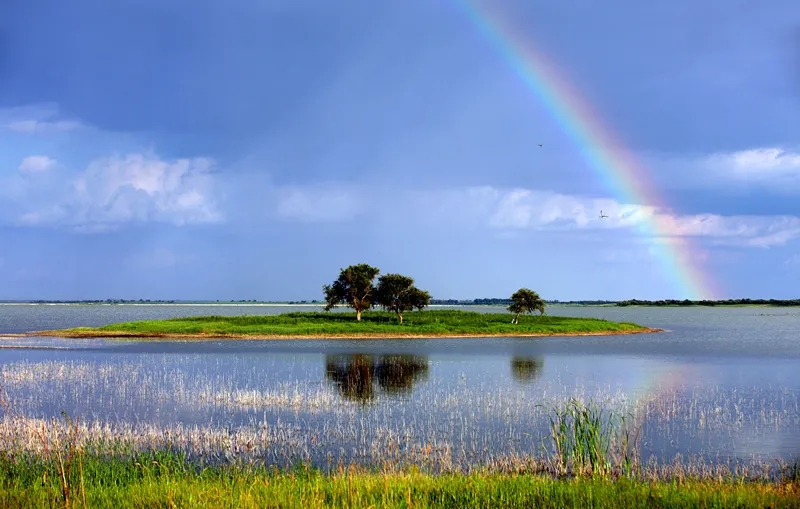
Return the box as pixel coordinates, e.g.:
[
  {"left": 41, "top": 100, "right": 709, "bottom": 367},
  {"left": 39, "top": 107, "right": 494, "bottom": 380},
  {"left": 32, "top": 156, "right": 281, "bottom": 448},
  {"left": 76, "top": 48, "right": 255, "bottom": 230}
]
[
  {"left": 508, "top": 287, "right": 546, "bottom": 324},
  {"left": 322, "top": 264, "right": 380, "bottom": 321},
  {"left": 374, "top": 273, "right": 431, "bottom": 324}
]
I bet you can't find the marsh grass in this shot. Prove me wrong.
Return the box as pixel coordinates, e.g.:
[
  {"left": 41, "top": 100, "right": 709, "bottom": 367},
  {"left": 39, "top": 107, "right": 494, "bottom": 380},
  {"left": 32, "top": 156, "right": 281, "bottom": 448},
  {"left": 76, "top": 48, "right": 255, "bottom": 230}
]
[
  {"left": 0, "top": 452, "right": 798, "bottom": 509},
  {"left": 1, "top": 386, "right": 87, "bottom": 508},
  {"left": 53, "top": 310, "right": 651, "bottom": 338},
  {"left": 540, "top": 398, "right": 641, "bottom": 478}
]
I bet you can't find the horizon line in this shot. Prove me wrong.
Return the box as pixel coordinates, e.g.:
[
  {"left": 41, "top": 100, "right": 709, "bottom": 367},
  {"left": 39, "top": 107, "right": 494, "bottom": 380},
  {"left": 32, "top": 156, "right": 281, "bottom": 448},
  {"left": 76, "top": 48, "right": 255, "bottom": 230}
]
[{"left": 0, "top": 298, "right": 796, "bottom": 304}]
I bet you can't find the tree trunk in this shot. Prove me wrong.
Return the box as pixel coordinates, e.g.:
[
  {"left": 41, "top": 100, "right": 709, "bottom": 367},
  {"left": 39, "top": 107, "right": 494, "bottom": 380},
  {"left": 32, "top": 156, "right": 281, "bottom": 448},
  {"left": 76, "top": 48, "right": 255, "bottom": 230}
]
[
  {"left": 356, "top": 309, "right": 362, "bottom": 321},
  {"left": 397, "top": 312, "right": 403, "bottom": 324},
  {"left": 514, "top": 312, "right": 520, "bottom": 324}
]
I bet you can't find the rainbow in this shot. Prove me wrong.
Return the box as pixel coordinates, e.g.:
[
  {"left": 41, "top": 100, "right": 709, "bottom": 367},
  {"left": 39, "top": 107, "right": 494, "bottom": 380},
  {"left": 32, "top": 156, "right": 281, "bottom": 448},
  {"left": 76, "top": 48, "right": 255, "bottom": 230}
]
[{"left": 452, "top": 0, "right": 719, "bottom": 300}]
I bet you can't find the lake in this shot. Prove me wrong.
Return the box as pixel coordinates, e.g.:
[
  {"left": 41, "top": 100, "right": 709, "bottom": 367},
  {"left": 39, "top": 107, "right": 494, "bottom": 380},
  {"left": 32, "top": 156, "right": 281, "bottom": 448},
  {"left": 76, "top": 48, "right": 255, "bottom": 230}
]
[{"left": 0, "top": 304, "right": 798, "bottom": 474}]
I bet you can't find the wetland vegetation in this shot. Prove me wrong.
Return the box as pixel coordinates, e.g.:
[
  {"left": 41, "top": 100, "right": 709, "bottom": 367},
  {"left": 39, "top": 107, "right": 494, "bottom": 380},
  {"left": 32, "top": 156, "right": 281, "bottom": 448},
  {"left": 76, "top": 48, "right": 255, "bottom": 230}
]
[
  {"left": 0, "top": 386, "right": 798, "bottom": 508},
  {"left": 0, "top": 451, "right": 798, "bottom": 508}
]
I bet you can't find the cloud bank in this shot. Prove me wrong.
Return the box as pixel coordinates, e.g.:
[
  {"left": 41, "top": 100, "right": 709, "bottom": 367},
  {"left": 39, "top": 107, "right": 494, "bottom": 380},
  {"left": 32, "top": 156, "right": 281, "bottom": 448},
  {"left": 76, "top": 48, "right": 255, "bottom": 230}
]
[
  {"left": 264, "top": 183, "right": 800, "bottom": 248},
  {"left": 5, "top": 152, "right": 222, "bottom": 232}
]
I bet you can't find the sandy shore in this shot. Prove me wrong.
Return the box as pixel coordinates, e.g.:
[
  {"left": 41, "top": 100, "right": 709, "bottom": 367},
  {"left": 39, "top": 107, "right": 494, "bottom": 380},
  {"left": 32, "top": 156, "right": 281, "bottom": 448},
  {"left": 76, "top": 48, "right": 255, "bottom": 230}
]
[{"left": 13, "top": 328, "right": 664, "bottom": 340}]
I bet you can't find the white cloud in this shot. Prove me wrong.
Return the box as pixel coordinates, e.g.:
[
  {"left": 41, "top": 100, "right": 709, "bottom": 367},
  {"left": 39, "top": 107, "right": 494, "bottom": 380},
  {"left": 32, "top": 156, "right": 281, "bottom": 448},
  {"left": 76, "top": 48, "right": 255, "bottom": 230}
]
[
  {"left": 11, "top": 152, "right": 222, "bottom": 231},
  {"left": 18, "top": 156, "right": 56, "bottom": 173},
  {"left": 6, "top": 120, "right": 82, "bottom": 134},
  {"left": 685, "top": 147, "right": 800, "bottom": 190},
  {"left": 0, "top": 104, "right": 82, "bottom": 134},
  {"left": 263, "top": 182, "right": 800, "bottom": 248},
  {"left": 642, "top": 147, "right": 800, "bottom": 195},
  {"left": 726, "top": 148, "right": 800, "bottom": 174},
  {"left": 470, "top": 186, "right": 800, "bottom": 248},
  {"left": 484, "top": 188, "right": 643, "bottom": 230},
  {"left": 275, "top": 185, "right": 362, "bottom": 223}
]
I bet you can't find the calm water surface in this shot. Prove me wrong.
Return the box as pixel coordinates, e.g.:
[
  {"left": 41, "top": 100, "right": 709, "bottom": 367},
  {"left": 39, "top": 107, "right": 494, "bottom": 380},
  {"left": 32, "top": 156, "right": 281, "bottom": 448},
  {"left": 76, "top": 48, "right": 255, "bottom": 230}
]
[{"left": 0, "top": 304, "right": 798, "bottom": 470}]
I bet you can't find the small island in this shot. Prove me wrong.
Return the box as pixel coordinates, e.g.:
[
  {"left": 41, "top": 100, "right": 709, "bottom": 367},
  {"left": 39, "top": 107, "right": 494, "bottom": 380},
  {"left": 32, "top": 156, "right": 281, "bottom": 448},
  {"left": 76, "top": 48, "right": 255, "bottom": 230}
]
[
  {"left": 31, "top": 264, "right": 660, "bottom": 339},
  {"left": 34, "top": 310, "right": 657, "bottom": 339}
]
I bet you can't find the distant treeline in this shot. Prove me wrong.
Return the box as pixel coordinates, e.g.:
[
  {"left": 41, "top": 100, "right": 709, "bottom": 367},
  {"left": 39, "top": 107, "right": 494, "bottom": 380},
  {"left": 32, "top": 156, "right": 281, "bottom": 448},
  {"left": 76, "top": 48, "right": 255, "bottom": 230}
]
[
  {"left": 431, "top": 299, "right": 513, "bottom": 306},
  {"left": 429, "top": 299, "right": 618, "bottom": 306},
  {"left": 8, "top": 299, "right": 322, "bottom": 305},
  {"left": 616, "top": 299, "right": 800, "bottom": 307}
]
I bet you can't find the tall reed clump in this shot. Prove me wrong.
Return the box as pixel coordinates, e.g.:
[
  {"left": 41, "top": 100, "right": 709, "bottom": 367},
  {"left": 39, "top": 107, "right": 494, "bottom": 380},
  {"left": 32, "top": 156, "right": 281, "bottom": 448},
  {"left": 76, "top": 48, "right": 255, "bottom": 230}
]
[{"left": 540, "top": 397, "right": 641, "bottom": 478}]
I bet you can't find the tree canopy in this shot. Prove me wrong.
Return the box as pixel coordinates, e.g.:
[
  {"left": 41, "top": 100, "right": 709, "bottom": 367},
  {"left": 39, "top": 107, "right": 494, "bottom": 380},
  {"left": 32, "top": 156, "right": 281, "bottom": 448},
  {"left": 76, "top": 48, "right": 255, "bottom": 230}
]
[
  {"left": 508, "top": 288, "right": 546, "bottom": 324},
  {"left": 322, "top": 264, "right": 380, "bottom": 321},
  {"left": 374, "top": 273, "right": 431, "bottom": 323}
]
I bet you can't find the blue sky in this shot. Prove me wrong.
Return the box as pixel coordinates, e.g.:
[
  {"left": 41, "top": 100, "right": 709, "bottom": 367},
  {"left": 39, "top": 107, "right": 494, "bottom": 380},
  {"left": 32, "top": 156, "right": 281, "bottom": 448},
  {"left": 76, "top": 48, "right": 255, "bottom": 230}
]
[{"left": 1, "top": 0, "right": 799, "bottom": 301}]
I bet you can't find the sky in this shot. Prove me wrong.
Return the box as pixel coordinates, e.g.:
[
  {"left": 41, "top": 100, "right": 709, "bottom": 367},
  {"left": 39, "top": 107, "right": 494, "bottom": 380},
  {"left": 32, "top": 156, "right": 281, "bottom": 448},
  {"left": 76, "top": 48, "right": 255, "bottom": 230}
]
[{"left": 1, "top": 0, "right": 799, "bottom": 301}]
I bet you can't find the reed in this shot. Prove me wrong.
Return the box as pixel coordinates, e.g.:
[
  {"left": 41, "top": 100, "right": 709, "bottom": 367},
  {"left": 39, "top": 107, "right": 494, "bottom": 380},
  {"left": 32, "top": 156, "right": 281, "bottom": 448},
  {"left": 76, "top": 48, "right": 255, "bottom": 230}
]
[{"left": 540, "top": 397, "right": 642, "bottom": 478}]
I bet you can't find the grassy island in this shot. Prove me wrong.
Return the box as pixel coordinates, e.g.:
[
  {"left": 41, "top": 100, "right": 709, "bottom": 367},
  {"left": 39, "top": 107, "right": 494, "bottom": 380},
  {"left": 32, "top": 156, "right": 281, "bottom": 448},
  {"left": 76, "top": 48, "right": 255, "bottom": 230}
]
[{"left": 33, "top": 310, "right": 658, "bottom": 339}]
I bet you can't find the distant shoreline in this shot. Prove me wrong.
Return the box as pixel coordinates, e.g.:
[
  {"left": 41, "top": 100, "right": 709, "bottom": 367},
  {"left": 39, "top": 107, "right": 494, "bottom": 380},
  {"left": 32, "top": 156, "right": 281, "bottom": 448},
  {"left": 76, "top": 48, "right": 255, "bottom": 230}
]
[{"left": 0, "top": 302, "right": 325, "bottom": 307}]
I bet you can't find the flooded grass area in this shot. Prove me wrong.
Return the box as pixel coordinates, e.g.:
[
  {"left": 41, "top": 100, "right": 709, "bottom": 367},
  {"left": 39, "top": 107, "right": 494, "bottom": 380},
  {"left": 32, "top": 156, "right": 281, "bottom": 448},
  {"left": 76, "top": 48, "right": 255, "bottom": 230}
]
[{"left": 1, "top": 354, "right": 798, "bottom": 479}]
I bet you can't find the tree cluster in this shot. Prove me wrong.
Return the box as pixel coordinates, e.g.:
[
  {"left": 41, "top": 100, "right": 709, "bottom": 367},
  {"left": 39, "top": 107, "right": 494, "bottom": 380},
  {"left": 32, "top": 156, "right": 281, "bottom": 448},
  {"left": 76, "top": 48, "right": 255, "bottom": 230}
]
[
  {"left": 322, "top": 264, "right": 431, "bottom": 323},
  {"left": 323, "top": 264, "right": 547, "bottom": 325}
]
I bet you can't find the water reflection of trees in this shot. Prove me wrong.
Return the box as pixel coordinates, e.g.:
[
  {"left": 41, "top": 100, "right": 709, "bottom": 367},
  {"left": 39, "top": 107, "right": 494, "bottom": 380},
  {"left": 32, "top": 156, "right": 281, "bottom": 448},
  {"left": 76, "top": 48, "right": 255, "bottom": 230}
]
[
  {"left": 325, "top": 354, "right": 429, "bottom": 402},
  {"left": 510, "top": 356, "right": 543, "bottom": 383}
]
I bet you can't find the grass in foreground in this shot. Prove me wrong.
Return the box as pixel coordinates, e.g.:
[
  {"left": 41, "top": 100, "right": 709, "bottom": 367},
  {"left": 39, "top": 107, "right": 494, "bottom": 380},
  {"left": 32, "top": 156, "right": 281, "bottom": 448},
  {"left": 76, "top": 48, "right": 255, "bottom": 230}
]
[
  {"left": 1, "top": 395, "right": 797, "bottom": 507},
  {"left": 0, "top": 453, "right": 798, "bottom": 509},
  {"left": 43, "top": 310, "right": 655, "bottom": 338}
]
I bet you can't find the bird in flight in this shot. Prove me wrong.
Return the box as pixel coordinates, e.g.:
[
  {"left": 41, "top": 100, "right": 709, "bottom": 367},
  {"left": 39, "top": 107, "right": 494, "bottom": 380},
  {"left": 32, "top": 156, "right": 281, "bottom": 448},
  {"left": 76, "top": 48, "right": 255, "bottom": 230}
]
[
  {"left": 599, "top": 210, "right": 608, "bottom": 219},
  {"left": 537, "top": 143, "right": 543, "bottom": 147}
]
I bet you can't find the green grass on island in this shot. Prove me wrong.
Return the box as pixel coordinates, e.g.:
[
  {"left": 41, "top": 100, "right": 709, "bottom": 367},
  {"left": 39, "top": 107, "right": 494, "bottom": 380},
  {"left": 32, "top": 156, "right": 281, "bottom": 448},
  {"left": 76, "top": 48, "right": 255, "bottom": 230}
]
[
  {"left": 42, "top": 310, "right": 656, "bottom": 339},
  {"left": 1, "top": 452, "right": 798, "bottom": 509}
]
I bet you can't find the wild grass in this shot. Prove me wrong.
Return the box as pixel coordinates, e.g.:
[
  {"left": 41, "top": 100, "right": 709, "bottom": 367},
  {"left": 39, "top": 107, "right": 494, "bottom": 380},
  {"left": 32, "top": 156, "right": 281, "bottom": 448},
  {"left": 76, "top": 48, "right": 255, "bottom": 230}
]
[
  {"left": 50, "top": 310, "right": 652, "bottom": 338},
  {"left": 0, "top": 451, "right": 798, "bottom": 509}
]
